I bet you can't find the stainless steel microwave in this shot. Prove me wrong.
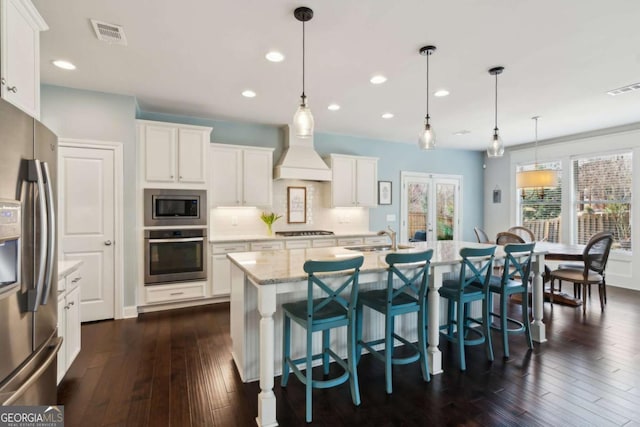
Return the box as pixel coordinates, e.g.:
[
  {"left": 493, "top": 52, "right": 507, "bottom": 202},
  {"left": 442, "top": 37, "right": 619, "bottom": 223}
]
[{"left": 144, "top": 189, "right": 207, "bottom": 227}]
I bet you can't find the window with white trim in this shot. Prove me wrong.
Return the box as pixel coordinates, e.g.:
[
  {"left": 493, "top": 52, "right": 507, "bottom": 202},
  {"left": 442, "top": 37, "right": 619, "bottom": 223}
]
[
  {"left": 517, "top": 161, "right": 562, "bottom": 242},
  {"left": 573, "top": 152, "right": 632, "bottom": 252}
]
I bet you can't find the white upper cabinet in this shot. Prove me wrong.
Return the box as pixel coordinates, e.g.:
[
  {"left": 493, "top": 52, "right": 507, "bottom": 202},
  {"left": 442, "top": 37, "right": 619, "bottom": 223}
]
[
  {"left": 328, "top": 154, "right": 378, "bottom": 207},
  {"left": 137, "top": 120, "right": 212, "bottom": 187},
  {"left": 210, "top": 143, "right": 273, "bottom": 207},
  {"left": 0, "top": 0, "right": 47, "bottom": 119}
]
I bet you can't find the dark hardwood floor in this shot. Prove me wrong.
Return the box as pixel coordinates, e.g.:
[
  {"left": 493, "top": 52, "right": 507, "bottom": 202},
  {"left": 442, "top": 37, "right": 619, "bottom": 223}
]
[{"left": 58, "top": 287, "right": 640, "bottom": 426}]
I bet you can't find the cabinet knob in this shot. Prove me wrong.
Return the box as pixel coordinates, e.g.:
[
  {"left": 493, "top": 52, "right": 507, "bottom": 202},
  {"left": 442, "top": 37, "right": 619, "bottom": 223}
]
[
  {"left": 7, "top": 86, "right": 17, "bottom": 93},
  {"left": 71, "top": 277, "right": 82, "bottom": 283},
  {"left": 170, "top": 175, "right": 174, "bottom": 179},
  {"left": 0, "top": 77, "right": 4, "bottom": 85},
  {"left": 179, "top": 176, "right": 183, "bottom": 179},
  {"left": 105, "top": 240, "right": 112, "bottom": 246},
  {"left": 68, "top": 301, "right": 75, "bottom": 306},
  {"left": 64, "top": 305, "right": 70, "bottom": 310}
]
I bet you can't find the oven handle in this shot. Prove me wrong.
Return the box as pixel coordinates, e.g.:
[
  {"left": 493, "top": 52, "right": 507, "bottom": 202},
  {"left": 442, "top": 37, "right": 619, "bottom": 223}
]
[{"left": 148, "top": 237, "right": 204, "bottom": 243}]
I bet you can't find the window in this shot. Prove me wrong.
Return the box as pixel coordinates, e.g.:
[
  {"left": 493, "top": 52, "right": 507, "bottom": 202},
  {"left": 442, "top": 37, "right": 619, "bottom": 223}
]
[
  {"left": 517, "top": 161, "right": 562, "bottom": 242},
  {"left": 573, "top": 152, "right": 632, "bottom": 252}
]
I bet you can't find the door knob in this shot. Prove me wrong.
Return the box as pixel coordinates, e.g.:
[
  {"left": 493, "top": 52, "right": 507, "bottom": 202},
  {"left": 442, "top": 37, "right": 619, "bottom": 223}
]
[{"left": 105, "top": 240, "right": 112, "bottom": 246}]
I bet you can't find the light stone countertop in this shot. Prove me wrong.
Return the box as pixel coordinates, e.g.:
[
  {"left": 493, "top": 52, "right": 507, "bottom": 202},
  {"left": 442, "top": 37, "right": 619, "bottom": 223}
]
[
  {"left": 209, "top": 231, "right": 380, "bottom": 244},
  {"left": 226, "top": 241, "right": 503, "bottom": 285},
  {"left": 58, "top": 259, "right": 83, "bottom": 280}
]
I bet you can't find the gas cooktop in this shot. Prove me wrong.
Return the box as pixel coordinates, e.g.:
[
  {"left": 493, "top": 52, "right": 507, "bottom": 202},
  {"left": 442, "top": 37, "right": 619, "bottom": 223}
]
[{"left": 275, "top": 230, "right": 335, "bottom": 237}]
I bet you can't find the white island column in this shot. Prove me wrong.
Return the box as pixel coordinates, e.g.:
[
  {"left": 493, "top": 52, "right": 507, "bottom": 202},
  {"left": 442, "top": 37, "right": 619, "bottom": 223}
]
[
  {"left": 530, "top": 253, "right": 547, "bottom": 343},
  {"left": 427, "top": 265, "right": 445, "bottom": 374},
  {"left": 256, "top": 283, "right": 278, "bottom": 427}
]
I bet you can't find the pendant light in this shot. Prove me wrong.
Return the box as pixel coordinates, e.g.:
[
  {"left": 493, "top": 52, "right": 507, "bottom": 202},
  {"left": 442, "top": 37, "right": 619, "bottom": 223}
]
[
  {"left": 487, "top": 66, "right": 505, "bottom": 157},
  {"left": 516, "top": 116, "right": 558, "bottom": 198},
  {"left": 293, "top": 7, "right": 314, "bottom": 138},
  {"left": 418, "top": 45, "right": 436, "bottom": 150}
]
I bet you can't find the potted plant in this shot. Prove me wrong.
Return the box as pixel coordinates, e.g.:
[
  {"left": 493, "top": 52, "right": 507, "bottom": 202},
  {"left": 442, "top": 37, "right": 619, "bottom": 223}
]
[{"left": 260, "top": 212, "right": 282, "bottom": 236}]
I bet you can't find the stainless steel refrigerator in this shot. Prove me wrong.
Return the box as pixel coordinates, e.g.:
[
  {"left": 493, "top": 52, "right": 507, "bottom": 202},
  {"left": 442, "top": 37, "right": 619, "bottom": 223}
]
[{"left": 0, "top": 98, "right": 61, "bottom": 405}]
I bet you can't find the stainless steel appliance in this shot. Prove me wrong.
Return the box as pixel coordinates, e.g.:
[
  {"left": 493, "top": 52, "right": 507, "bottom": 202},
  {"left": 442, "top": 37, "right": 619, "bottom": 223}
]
[
  {"left": 0, "top": 99, "right": 61, "bottom": 406},
  {"left": 143, "top": 189, "right": 207, "bottom": 227},
  {"left": 144, "top": 228, "right": 207, "bottom": 285}
]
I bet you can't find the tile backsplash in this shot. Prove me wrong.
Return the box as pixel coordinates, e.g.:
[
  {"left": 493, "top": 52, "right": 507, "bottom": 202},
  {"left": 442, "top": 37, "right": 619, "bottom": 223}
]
[{"left": 210, "top": 179, "right": 369, "bottom": 236}]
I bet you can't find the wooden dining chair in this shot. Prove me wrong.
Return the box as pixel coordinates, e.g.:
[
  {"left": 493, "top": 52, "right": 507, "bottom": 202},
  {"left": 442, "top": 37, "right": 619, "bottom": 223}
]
[
  {"left": 474, "top": 226, "right": 491, "bottom": 243},
  {"left": 496, "top": 232, "right": 525, "bottom": 245},
  {"left": 281, "top": 256, "right": 364, "bottom": 423},
  {"left": 356, "top": 250, "right": 433, "bottom": 394},
  {"left": 549, "top": 232, "right": 613, "bottom": 314},
  {"left": 507, "top": 226, "right": 536, "bottom": 242},
  {"left": 439, "top": 246, "right": 496, "bottom": 371}
]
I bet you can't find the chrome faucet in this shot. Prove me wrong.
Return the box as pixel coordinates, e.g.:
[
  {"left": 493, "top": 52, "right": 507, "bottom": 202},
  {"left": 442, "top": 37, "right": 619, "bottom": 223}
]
[{"left": 378, "top": 226, "right": 397, "bottom": 251}]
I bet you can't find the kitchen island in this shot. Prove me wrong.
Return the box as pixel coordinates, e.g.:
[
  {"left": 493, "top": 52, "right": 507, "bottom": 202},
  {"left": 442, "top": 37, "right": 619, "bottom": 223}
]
[{"left": 228, "top": 241, "right": 548, "bottom": 427}]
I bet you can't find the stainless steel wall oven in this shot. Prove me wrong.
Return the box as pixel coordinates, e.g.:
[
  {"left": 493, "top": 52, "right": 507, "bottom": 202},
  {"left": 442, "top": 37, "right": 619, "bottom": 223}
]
[
  {"left": 144, "top": 228, "right": 207, "bottom": 285},
  {"left": 144, "top": 189, "right": 207, "bottom": 227}
]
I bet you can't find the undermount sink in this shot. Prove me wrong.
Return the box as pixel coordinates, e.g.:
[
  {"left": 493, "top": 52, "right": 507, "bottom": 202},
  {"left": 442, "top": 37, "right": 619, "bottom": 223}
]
[{"left": 344, "top": 244, "right": 414, "bottom": 252}]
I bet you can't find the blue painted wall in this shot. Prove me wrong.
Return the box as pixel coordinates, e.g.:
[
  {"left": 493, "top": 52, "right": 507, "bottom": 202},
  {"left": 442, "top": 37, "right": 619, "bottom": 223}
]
[{"left": 138, "top": 111, "right": 485, "bottom": 241}]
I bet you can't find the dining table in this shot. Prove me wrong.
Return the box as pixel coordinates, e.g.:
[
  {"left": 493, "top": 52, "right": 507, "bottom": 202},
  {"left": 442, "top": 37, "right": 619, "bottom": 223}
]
[{"left": 227, "top": 240, "right": 551, "bottom": 427}]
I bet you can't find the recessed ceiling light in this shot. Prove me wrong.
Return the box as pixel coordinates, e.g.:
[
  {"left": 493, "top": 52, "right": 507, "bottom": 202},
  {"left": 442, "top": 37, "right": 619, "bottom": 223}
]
[
  {"left": 381, "top": 113, "right": 394, "bottom": 119},
  {"left": 453, "top": 130, "right": 471, "bottom": 135},
  {"left": 265, "top": 51, "right": 285, "bottom": 62},
  {"left": 370, "top": 75, "right": 387, "bottom": 84},
  {"left": 434, "top": 89, "right": 450, "bottom": 97},
  {"left": 607, "top": 82, "right": 640, "bottom": 96},
  {"left": 52, "top": 60, "right": 76, "bottom": 70},
  {"left": 242, "top": 90, "right": 256, "bottom": 98},
  {"left": 328, "top": 104, "right": 340, "bottom": 111}
]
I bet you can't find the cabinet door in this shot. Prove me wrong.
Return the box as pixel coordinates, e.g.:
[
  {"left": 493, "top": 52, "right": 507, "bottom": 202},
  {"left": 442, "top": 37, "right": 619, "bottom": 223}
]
[
  {"left": 144, "top": 125, "right": 177, "bottom": 182},
  {"left": 56, "top": 291, "right": 66, "bottom": 385},
  {"left": 356, "top": 158, "right": 378, "bottom": 207},
  {"left": 242, "top": 149, "right": 272, "bottom": 207},
  {"left": 211, "top": 254, "right": 231, "bottom": 296},
  {"left": 331, "top": 156, "right": 356, "bottom": 207},
  {"left": 210, "top": 146, "right": 242, "bottom": 206},
  {"left": 65, "top": 285, "right": 81, "bottom": 370},
  {"left": 178, "top": 128, "right": 207, "bottom": 183},
  {"left": 1, "top": 0, "right": 41, "bottom": 118}
]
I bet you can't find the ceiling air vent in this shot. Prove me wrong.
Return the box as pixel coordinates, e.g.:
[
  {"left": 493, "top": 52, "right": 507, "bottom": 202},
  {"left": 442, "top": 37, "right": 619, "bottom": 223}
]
[
  {"left": 90, "top": 19, "right": 127, "bottom": 45},
  {"left": 607, "top": 82, "right": 640, "bottom": 96}
]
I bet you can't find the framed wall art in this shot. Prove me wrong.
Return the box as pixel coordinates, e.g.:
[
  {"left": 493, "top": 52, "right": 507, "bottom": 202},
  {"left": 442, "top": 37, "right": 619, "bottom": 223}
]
[
  {"left": 378, "top": 181, "right": 392, "bottom": 205},
  {"left": 287, "top": 186, "right": 307, "bottom": 223}
]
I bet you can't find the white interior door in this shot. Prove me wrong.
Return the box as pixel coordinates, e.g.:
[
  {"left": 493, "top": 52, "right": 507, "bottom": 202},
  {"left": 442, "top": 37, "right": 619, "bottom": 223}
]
[
  {"left": 401, "top": 172, "right": 461, "bottom": 243},
  {"left": 59, "top": 146, "right": 115, "bottom": 321}
]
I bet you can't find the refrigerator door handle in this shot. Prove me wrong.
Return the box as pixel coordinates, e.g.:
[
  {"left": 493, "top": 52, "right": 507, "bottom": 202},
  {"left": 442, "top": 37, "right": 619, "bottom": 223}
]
[
  {"left": 27, "top": 159, "right": 47, "bottom": 312},
  {"left": 40, "top": 162, "right": 56, "bottom": 305},
  {"left": 0, "top": 337, "right": 62, "bottom": 405}
]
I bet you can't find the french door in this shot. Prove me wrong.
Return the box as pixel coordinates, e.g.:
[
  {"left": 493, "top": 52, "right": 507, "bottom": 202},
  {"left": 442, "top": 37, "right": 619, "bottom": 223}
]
[{"left": 400, "top": 172, "right": 461, "bottom": 243}]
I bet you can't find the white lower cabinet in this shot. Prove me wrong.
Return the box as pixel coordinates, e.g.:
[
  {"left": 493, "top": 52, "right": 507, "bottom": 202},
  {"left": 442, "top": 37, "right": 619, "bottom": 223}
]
[
  {"left": 337, "top": 237, "right": 364, "bottom": 246},
  {"left": 145, "top": 282, "right": 206, "bottom": 304},
  {"left": 210, "top": 243, "right": 249, "bottom": 297},
  {"left": 57, "top": 271, "right": 81, "bottom": 384},
  {"left": 284, "top": 239, "right": 311, "bottom": 249},
  {"left": 312, "top": 238, "right": 337, "bottom": 248}
]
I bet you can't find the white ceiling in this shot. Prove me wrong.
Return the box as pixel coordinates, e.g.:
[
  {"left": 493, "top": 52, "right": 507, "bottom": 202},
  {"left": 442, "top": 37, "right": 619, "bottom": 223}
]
[{"left": 34, "top": 0, "right": 640, "bottom": 150}]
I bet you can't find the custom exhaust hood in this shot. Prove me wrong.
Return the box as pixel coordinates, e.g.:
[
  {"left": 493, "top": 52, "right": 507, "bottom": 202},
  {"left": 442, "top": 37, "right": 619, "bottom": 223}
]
[{"left": 273, "top": 125, "right": 332, "bottom": 181}]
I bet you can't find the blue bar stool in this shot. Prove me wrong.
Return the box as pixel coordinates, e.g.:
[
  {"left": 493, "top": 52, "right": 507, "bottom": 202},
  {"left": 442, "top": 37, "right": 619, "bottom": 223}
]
[
  {"left": 486, "top": 242, "right": 535, "bottom": 358},
  {"left": 356, "top": 250, "right": 433, "bottom": 394},
  {"left": 281, "top": 255, "right": 364, "bottom": 423},
  {"left": 439, "top": 246, "right": 495, "bottom": 371}
]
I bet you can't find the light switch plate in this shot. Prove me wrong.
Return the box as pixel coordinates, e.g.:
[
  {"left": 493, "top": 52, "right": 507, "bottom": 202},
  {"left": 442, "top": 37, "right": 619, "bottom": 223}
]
[
  {"left": 231, "top": 216, "right": 238, "bottom": 226},
  {"left": 386, "top": 214, "right": 396, "bottom": 222}
]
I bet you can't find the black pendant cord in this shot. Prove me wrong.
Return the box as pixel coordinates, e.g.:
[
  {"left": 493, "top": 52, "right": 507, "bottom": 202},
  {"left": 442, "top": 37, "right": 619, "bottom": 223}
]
[
  {"left": 425, "top": 52, "right": 430, "bottom": 122},
  {"left": 301, "top": 20, "right": 306, "bottom": 100},
  {"left": 494, "top": 72, "right": 498, "bottom": 133}
]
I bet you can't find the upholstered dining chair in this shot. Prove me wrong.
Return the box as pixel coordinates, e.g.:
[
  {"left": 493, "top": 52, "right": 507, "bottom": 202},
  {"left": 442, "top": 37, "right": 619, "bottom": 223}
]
[
  {"left": 281, "top": 255, "right": 364, "bottom": 423},
  {"left": 549, "top": 232, "right": 613, "bottom": 314},
  {"left": 507, "top": 226, "right": 536, "bottom": 242},
  {"left": 439, "top": 246, "right": 496, "bottom": 371},
  {"left": 474, "top": 226, "right": 491, "bottom": 243},
  {"left": 496, "top": 232, "right": 525, "bottom": 245},
  {"left": 483, "top": 242, "right": 535, "bottom": 358},
  {"left": 356, "top": 250, "right": 433, "bottom": 394}
]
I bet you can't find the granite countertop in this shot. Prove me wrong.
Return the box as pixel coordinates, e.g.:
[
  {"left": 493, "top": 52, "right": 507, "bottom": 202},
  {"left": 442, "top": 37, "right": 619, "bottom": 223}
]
[
  {"left": 209, "top": 231, "right": 379, "bottom": 244},
  {"left": 58, "top": 259, "right": 83, "bottom": 280},
  {"left": 226, "top": 241, "right": 503, "bottom": 286}
]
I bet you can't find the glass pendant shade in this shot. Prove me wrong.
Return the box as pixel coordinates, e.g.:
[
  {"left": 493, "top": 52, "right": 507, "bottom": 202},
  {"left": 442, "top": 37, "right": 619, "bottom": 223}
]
[
  {"left": 418, "top": 121, "right": 436, "bottom": 150},
  {"left": 293, "top": 96, "right": 314, "bottom": 138},
  {"left": 487, "top": 130, "right": 504, "bottom": 157}
]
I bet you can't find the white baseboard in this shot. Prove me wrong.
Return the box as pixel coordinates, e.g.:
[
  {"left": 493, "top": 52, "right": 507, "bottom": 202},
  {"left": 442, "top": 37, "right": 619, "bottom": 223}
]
[
  {"left": 137, "top": 295, "right": 230, "bottom": 314},
  {"left": 122, "top": 305, "right": 139, "bottom": 319}
]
